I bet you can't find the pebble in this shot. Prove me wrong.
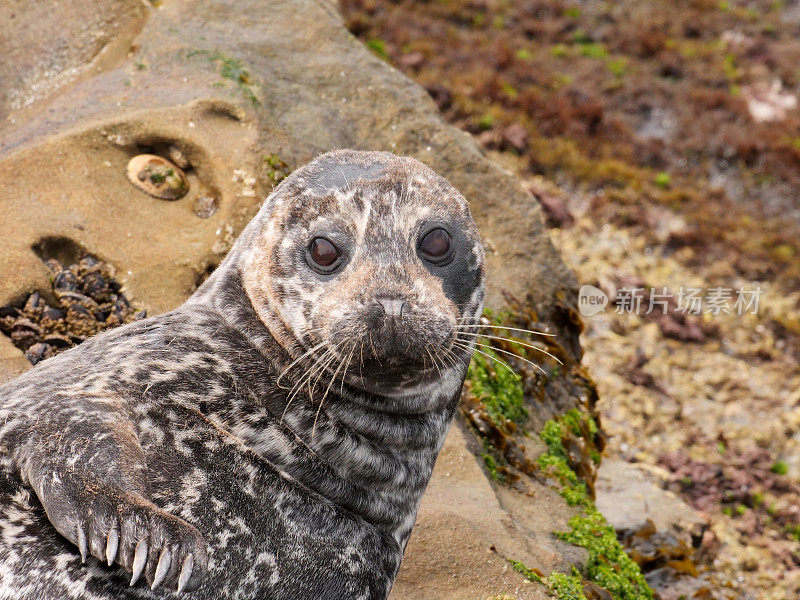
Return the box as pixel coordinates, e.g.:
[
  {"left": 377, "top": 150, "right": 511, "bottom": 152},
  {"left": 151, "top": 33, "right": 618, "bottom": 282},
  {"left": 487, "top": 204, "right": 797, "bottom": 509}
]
[{"left": 193, "top": 195, "right": 219, "bottom": 219}]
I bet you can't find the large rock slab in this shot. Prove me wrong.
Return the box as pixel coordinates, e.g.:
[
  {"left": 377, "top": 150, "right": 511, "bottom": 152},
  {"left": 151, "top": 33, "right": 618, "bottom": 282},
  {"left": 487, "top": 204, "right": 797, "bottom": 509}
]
[
  {"left": 0, "top": 0, "right": 147, "bottom": 120},
  {"left": 0, "top": 1, "right": 583, "bottom": 598},
  {"left": 0, "top": 0, "right": 576, "bottom": 316}
]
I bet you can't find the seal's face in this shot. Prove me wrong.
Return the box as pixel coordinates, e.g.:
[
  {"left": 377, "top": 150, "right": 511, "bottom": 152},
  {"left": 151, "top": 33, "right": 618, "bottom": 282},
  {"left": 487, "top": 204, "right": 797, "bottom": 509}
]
[{"left": 242, "top": 151, "right": 485, "bottom": 398}]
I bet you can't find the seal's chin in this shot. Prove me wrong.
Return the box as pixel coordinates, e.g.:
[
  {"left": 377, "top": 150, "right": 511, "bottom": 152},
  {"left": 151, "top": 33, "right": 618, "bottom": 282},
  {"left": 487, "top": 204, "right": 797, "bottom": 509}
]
[
  {"left": 347, "top": 368, "right": 438, "bottom": 396},
  {"left": 343, "top": 350, "right": 447, "bottom": 394}
]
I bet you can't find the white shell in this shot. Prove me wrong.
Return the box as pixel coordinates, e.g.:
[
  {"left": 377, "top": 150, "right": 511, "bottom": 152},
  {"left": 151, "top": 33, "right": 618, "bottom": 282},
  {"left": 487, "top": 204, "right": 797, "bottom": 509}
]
[{"left": 126, "top": 154, "right": 189, "bottom": 200}]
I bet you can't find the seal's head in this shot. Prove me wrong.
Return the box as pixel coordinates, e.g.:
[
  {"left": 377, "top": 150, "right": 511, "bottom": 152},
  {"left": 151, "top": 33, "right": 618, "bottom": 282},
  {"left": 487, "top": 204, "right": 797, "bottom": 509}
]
[{"left": 238, "top": 150, "right": 485, "bottom": 399}]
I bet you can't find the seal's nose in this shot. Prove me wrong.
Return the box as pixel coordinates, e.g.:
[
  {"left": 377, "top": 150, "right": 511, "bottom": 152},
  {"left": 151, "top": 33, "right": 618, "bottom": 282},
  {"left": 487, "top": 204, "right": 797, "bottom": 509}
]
[{"left": 376, "top": 297, "right": 408, "bottom": 320}]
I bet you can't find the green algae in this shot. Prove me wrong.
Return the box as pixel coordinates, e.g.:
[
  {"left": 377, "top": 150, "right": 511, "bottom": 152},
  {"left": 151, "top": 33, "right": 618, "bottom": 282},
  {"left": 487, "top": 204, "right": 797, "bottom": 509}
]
[
  {"left": 785, "top": 525, "right": 800, "bottom": 542},
  {"left": 509, "top": 559, "right": 587, "bottom": 600},
  {"left": 508, "top": 559, "right": 544, "bottom": 584},
  {"left": 480, "top": 447, "right": 503, "bottom": 482},
  {"left": 516, "top": 48, "right": 532, "bottom": 60},
  {"left": 478, "top": 113, "right": 494, "bottom": 130},
  {"left": 187, "top": 50, "right": 259, "bottom": 105},
  {"left": 557, "top": 510, "right": 652, "bottom": 600},
  {"left": 770, "top": 460, "right": 789, "bottom": 475},
  {"left": 538, "top": 413, "right": 654, "bottom": 600},
  {"left": 654, "top": 172, "right": 671, "bottom": 189},
  {"left": 606, "top": 57, "right": 628, "bottom": 77},
  {"left": 263, "top": 154, "right": 291, "bottom": 185},
  {"left": 214, "top": 53, "right": 259, "bottom": 105},
  {"left": 365, "top": 38, "right": 389, "bottom": 60},
  {"left": 550, "top": 571, "right": 589, "bottom": 600},
  {"left": 579, "top": 43, "right": 608, "bottom": 59},
  {"left": 467, "top": 344, "right": 528, "bottom": 425},
  {"left": 464, "top": 312, "right": 651, "bottom": 599}
]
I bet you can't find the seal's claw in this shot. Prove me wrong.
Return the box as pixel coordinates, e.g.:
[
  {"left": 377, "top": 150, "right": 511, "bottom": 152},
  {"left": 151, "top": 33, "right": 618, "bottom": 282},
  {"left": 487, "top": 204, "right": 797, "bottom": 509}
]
[
  {"left": 106, "top": 528, "right": 118, "bottom": 566},
  {"left": 177, "top": 554, "right": 194, "bottom": 594},
  {"left": 41, "top": 471, "right": 207, "bottom": 590},
  {"left": 130, "top": 540, "right": 147, "bottom": 586},
  {"left": 151, "top": 548, "right": 171, "bottom": 590},
  {"left": 127, "top": 504, "right": 208, "bottom": 592},
  {"left": 76, "top": 523, "right": 88, "bottom": 563}
]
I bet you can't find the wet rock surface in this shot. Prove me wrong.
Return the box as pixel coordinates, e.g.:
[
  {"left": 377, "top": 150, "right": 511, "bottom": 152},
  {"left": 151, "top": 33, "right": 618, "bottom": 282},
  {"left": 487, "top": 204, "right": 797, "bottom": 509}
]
[
  {"left": 0, "top": 0, "right": 147, "bottom": 119},
  {"left": 596, "top": 460, "right": 707, "bottom": 548},
  {"left": 594, "top": 460, "right": 736, "bottom": 599}
]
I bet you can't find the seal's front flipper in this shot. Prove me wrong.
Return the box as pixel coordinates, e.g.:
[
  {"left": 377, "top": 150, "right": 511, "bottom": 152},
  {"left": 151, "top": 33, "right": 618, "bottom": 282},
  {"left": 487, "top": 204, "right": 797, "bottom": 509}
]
[
  {"left": 5, "top": 393, "right": 209, "bottom": 594},
  {"left": 34, "top": 469, "right": 207, "bottom": 592}
]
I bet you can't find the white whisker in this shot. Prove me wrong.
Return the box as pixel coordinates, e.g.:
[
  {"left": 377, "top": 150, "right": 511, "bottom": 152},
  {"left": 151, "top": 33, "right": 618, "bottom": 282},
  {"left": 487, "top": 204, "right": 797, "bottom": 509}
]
[
  {"left": 454, "top": 323, "right": 555, "bottom": 337},
  {"left": 276, "top": 342, "right": 328, "bottom": 389},
  {"left": 340, "top": 342, "right": 358, "bottom": 395},
  {"left": 471, "top": 341, "right": 547, "bottom": 375},
  {"left": 455, "top": 332, "right": 563, "bottom": 365},
  {"left": 312, "top": 341, "right": 354, "bottom": 437},
  {"left": 282, "top": 348, "right": 333, "bottom": 422},
  {"left": 452, "top": 341, "right": 520, "bottom": 380},
  {"left": 438, "top": 344, "right": 465, "bottom": 370},
  {"left": 424, "top": 345, "right": 443, "bottom": 378}
]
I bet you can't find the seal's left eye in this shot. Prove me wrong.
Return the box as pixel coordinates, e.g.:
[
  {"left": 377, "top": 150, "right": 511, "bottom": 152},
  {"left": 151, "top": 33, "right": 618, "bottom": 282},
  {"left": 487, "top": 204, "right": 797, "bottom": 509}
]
[
  {"left": 419, "top": 228, "right": 451, "bottom": 262},
  {"left": 309, "top": 237, "right": 340, "bottom": 268}
]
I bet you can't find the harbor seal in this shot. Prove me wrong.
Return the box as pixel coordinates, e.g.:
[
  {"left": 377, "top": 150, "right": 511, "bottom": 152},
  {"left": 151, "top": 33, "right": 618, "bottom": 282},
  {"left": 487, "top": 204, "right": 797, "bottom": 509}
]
[{"left": 0, "top": 149, "right": 485, "bottom": 599}]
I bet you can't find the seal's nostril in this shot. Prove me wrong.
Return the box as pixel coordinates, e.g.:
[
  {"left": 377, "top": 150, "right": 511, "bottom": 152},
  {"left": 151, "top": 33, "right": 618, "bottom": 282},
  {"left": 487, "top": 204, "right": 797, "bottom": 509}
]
[{"left": 376, "top": 298, "right": 408, "bottom": 319}]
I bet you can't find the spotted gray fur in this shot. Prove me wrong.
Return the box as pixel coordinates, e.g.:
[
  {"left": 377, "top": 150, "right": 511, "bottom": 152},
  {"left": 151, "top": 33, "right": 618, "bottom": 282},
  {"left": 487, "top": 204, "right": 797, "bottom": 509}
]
[{"left": 0, "top": 150, "right": 485, "bottom": 599}]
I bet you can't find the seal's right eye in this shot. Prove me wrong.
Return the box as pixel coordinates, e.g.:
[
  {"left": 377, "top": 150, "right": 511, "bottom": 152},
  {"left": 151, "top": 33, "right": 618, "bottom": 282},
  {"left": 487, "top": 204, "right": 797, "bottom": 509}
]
[{"left": 308, "top": 237, "right": 341, "bottom": 271}]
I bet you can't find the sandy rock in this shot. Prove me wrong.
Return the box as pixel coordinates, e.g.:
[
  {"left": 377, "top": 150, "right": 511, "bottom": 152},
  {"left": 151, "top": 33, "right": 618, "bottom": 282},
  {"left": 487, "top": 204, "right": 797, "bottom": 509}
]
[
  {"left": 0, "top": 0, "right": 147, "bottom": 119},
  {"left": 0, "top": 336, "right": 29, "bottom": 385},
  {"left": 391, "top": 423, "right": 579, "bottom": 600}
]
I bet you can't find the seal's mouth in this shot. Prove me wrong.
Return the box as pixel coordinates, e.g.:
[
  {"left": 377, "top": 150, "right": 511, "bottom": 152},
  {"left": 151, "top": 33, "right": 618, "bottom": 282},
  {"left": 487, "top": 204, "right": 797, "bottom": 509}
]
[
  {"left": 344, "top": 355, "right": 445, "bottom": 392},
  {"left": 366, "top": 327, "right": 468, "bottom": 388},
  {"left": 311, "top": 333, "right": 456, "bottom": 393},
  {"left": 311, "top": 298, "right": 460, "bottom": 393},
  {"left": 357, "top": 352, "right": 435, "bottom": 378}
]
